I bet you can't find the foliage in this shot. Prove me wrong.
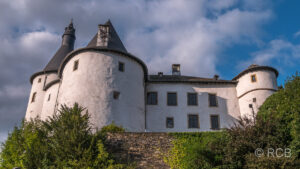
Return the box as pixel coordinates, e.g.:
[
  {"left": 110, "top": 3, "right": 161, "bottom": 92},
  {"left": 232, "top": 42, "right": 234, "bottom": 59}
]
[
  {"left": 0, "top": 103, "right": 129, "bottom": 169},
  {"left": 164, "top": 132, "right": 227, "bottom": 169},
  {"left": 100, "top": 122, "right": 125, "bottom": 134}
]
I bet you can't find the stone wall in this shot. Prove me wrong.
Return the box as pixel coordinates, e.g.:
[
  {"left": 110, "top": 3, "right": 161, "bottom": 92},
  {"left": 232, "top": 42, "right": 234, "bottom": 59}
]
[{"left": 105, "top": 133, "right": 174, "bottom": 169}]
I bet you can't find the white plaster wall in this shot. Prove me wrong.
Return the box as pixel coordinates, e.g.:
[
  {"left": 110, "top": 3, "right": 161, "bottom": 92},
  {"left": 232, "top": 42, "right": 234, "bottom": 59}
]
[
  {"left": 45, "top": 73, "right": 59, "bottom": 86},
  {"left": 40, "top": 83, "right": 60, "bottom": 120},
  {"left": 146, "top": 83, "right": 240, "bottom": 132},
  {"left": 236, "top": 70, "right": 278, "bottom": 97},
  {"left": 236, "top": 70, "right": 277, "bottom": 118},
  {"left": 58, "top": 51, "right": 145, "bottom": 131},
  {"left": 25, "top": 74, "right": 46, "bottom": 120},
  {"left": 238, "top": 90, "right": 274, "bottom": 118}
]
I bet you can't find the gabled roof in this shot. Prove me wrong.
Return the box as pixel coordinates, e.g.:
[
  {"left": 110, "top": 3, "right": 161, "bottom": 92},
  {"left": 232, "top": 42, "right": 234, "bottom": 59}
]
[
  {"left": 148, "top": 75, "right": 237, "bottom": 84},
  {"left": 86, "top": 20, "right": 127, "bottom": 53}
]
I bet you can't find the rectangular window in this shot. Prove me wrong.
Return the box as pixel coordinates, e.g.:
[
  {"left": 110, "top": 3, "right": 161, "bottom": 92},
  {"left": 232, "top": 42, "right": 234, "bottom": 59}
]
[
  {"left": 251, "top": 74, "right": 257, "bottom": 82},
  {"left": 47, "top": 94, "right": 51, "bottom": 101},
  {"left": 113, "top": 91, "right": 120, "bottom": 99},
  {"left": 187, "top": 93, "right": 197, "bottom": 106},
  {"left": 147, "top": 92, "right": 157, "bottom": 105},
  {"left": 31, "top": 92, "right": 36, "bottom": 103},
  {"left": 188, "top": 114, "right": 199, "bottom": 128},
  {"left": 210, "top": 115, "right": 220, "bottom": 130},
  {"left": 209, "top": 93, "right": 218, "bottom": 107},
  {"left": 253, "top": 97, "right": 256, "bottom": 102},
  {"left": 166, "top": 117, "right": 174, "bottom": 128},
  {"left": 73, "top": 60, "right": 79, "bottom": 71},
  {"left": 38, "top": 78, "right": 41, "bottom": 83},
  {"left": 119, "top": 62, "right": 124, "bottom": 72},
  {"left": 167, "top": 92, "right": 177, "bottom": 106}
]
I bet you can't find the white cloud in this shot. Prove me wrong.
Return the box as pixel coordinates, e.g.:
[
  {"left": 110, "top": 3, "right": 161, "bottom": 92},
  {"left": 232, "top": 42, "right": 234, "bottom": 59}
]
[
  {"left": 238, "top": 39, "right": 300, "bottom": 70},
  {"left": 294, "top": 30, "right": 300, "bottom": 38}
]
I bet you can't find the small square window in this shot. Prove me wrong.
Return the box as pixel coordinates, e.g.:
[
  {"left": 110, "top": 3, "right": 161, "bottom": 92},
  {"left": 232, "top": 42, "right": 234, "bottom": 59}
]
[
  {"left": 147, "top": 92, "right": 158, "bottom": 105},
  {"left": 187, "top": 93, "right": 197, "bottom": 106},
  {"left": 167, "top": 92, "right": 177, "bottom": 106},
  {"left": 119, "top": 62, "right": 124, "bottom": 72},
  {"left": 47, "top": 94, "right": 51, "bottom": 101},
  {"left": 188, "top": 114, "right": 199, "bottom": 128},
  {"left": 209, "top": 94, "right": 218, "bottom": 107},
  {"left": 73, "top": 60, "right": 79, "bottom": 71},
  {"left": 31, "top": 92, "right": 37, "bottom": 103},
  {"left": 113, "top": 91, "right": 120, "bottom": 99},
  {"left": 253, "top": 98, "right": 256, "bottom": 102},
  {"left": 251, "top": 74, "right": 257, "bottom": 82},
  {"left": 38, "top": 78, "right": 41, "bottom": 83},
  {"left": 210, "top": 115, "right": 220, "bottom": 130},
  {"left": 166, "top": 117, "right": 174, "bottom": 128},
  {"left": 249, "top": 104, "right": 253, "bottom": 108}
]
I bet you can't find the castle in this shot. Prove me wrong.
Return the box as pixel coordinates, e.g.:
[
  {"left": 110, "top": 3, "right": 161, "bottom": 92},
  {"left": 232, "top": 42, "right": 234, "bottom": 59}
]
[{"left": 25, "top": 20, "right": 278, "bottom": 132}]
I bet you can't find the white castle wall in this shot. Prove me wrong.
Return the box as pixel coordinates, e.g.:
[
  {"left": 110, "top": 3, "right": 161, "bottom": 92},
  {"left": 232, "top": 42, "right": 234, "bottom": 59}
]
[
  {"left": 236, "top": 70, "right": 278, "bottom": 117},
  {"left": 40, "top": 83, "right": 60, "bottom": 120},
  {"left": 25, "top": 74, "right": 46, "bottom": 120},
  {"left": 146, "top": 83, "right": 240, "bottom": 132},
  {"left": 57, "top": 51, "right": 145, "bottom": 131},
  {"left": 44, "top": 73, "right": 59, "bottom": 86}
]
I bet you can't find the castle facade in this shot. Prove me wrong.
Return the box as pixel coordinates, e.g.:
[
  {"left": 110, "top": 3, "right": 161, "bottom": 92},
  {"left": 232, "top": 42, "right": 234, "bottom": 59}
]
[{"left": 25, "top": 21, "right": 278, "bottom": 132}]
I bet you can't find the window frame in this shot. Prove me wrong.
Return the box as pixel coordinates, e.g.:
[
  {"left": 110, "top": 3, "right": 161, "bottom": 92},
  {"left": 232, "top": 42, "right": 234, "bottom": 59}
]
[
  {"left": 208, "top": 93, "right": 218, "bottom": 107},
  {"left": 166, "top": 117, "right": 174, "bottom": 128},
  {"left": 118, "top": 61, "right": 125, "bottom": 72},
  {"left": 187, "top": 92, "right": 198, "bottom": 106},
  {"left": 167, "top": 92, "right": 177, "bottom": 106},
  {"left": 210, "top": 114, "right": 220, "bottom": 130},
  {"left": 251, "top": 74, "right": 257, "bottom": 83},
  {"left": 73, "top": 59, "right": 79, "bottom": 71},
  {"left": 113, "top": 91, "right": 120, "bottom": 100},
  {"left": 187, "top": 114, "right": 199, "bottom": 129},
  {"left": 147, "top": 91, "right": 158, "bottom": 105},
  {"left": 47, "top": 94, "right": 51, "bottom": 101},
  {"left": 31, "top": 92, "right": 37, "bottom": 103}
]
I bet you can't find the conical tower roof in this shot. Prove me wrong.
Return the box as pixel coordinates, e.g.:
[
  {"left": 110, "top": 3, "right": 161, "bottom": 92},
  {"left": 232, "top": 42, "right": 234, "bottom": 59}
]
[
  {"left": 44, "top": 20, "right": 76, "bottom": 72},
  {"left": 87, "top": 20, "right": 127, "bottom": 53}
]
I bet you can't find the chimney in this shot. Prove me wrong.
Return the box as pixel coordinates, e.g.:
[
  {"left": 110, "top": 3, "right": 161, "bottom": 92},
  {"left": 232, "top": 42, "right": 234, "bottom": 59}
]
[
  {"left": 158, "top": 72, "right": 163, "bottom": 77},
  {"left": 172, "top": 64, "right": 181, "bottom": 75},
  {"left": 97, "top": 24, "right": 110, "bottom": 47},
  {"left": 213, "top": 74, "right": 219, "bottom": 80}
]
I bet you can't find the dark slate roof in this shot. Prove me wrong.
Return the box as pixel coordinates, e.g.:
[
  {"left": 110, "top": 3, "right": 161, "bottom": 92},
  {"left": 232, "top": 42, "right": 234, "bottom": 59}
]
[
  {"left": 86, "top": 20, "right": 127, "bottom": 53},
  {"left": 43, "top": 21, "right": 75, "bottom": 72},
  {"left": 232, "top": 64, "right": 279, "bottom": 80},
  {"left": 43, "top": 45, "right": 74, "bottom": 71},
  {"left": 148, "top": 75, "right": 237, "bottom": 84}
]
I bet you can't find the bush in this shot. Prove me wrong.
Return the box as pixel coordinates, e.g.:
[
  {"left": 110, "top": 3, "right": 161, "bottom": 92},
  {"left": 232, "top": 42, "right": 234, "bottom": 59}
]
[
  {"left": 0, "top": 103, "right": 128, "bottom": 169},
  {"left": 100, "top": 122, "right": 125, "bottom": 134},
  {"left": 164, "top": 132, "right": 227, "bottom": 169}
]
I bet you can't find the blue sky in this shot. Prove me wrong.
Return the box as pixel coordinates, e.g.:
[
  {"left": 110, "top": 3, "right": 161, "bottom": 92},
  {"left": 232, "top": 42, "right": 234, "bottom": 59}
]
[{"left": 0, "top": 0, "right": 300, "bottom": 143}]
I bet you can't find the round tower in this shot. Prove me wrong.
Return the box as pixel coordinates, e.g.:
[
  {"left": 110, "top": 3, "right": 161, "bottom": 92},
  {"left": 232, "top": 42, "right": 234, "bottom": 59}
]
[
  {"left": 234, "top": 64, "right": 278, "bottom": 118},
  {"left": 57, "top": 20, "right": 148, "bottom": 131},
  {"left": 25, "top": 21, "right": 76, "bottom": 121}
]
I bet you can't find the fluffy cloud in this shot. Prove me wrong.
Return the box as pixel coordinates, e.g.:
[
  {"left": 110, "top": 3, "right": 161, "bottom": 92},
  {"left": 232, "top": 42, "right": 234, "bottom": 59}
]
[{"left": 0, "top": 0, "right": 274, "bottom": 142}]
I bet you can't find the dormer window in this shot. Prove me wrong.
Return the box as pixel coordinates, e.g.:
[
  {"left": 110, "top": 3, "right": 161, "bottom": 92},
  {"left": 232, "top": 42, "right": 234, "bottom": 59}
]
[
  {"left": 73, "top": 60, "right": 79, "bottom": 71},
  {"left": 251, "top": 74, "right": 257, "bottom": 82}
]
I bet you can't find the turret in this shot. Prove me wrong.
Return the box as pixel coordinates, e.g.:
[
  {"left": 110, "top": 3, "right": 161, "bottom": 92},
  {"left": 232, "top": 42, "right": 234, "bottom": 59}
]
[
  {"left": 234, "top": 64, "right": 278, "bottom": 118},
  {"left": 26, "top": 21, "right": 76, "bottom": 121},
  {"left": 62, "top": 20, "right": 76, "bottom": 47}
]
